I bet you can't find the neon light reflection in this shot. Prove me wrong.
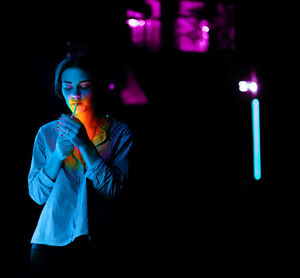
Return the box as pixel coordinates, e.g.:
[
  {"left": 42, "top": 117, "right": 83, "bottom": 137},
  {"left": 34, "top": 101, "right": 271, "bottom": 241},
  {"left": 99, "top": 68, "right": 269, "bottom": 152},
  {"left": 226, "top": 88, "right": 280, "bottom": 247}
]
[
  {"left": 251, "top": 98, "right": 261, "bottom": 180},
  {"left": 239, "top": 81, "right": 258, "bottom": 94}
]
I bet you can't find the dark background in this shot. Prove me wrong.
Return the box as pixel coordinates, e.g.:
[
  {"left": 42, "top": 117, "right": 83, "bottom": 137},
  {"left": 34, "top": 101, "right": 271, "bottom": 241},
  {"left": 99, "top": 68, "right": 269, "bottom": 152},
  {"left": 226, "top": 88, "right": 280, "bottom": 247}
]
[{"left": 1, "top": 0, "right": 297, "bottom": 276}]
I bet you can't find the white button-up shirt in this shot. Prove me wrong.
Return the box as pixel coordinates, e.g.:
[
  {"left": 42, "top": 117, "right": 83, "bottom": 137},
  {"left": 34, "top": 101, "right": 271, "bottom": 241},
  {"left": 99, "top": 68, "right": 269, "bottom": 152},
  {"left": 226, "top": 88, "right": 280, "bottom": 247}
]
[{"left": 28, "top": 118, "right": 132, "bottom": 246}]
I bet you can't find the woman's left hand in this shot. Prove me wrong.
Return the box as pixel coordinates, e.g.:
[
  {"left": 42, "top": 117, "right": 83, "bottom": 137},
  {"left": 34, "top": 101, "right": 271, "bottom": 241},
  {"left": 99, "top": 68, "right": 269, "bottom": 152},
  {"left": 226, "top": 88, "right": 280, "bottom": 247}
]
[{"left": 57, "top": 114, "right": 90, "bottom": 148}]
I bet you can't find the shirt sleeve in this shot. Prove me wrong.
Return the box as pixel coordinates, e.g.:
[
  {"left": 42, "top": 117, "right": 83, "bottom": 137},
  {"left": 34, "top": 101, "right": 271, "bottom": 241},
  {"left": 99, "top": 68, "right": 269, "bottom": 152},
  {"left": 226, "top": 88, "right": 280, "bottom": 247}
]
[
  {"left": 85, "top": 126, "right": 133, "bottom": 200},
  {"left": 28, "top": 127, "right": 55, "bottom": 205}
]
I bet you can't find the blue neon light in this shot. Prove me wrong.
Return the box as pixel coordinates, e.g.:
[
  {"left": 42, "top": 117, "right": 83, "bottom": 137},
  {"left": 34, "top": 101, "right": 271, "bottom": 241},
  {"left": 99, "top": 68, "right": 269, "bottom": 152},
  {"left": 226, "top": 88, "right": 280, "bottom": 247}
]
[{"left": 251, "top": 98, "right": 261, "bottom": 180}]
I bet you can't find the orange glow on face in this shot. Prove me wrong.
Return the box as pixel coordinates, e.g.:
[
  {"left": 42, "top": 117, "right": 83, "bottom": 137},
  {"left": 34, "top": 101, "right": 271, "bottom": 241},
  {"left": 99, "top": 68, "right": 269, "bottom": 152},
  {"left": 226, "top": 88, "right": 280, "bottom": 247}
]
[
  {"left": 61, "top": 67, "right": 94, "bottom": 117},
  {"left": 67, "top": 98, "right": 92, "bottom": 116},
  {"left": 60, "top": 67, "right": 110, "bottom": 170}
]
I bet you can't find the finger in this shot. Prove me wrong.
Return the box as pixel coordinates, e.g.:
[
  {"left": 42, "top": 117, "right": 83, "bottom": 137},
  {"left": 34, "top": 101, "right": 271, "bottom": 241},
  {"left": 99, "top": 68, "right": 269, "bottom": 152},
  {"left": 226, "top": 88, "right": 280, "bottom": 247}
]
[
  {"left": 56, "top": 121, "right": 65, "bottom": 136},
  {"left": 63, "top": 113, "right": 81, "bottom": 123},
  {"left": 60, "top": 114, "right": 80, "bottom": 128},
  {"left": 58, "top": 132, "right": 70, "bottom": 140},
  {"left": 58, "top": 118, "right": 74, "bottom": 132},
  {"left": 57, "top": 124, "right": 73, "bottom": 139},
  {"left": 57, "top": 115, "right": 79, "bottom": 134},
  {"left": 57, "top": 122, "right": 69, "bottom": 134},
  {"left": 57, "top": 136, "right": 74, "bottom": 151}
]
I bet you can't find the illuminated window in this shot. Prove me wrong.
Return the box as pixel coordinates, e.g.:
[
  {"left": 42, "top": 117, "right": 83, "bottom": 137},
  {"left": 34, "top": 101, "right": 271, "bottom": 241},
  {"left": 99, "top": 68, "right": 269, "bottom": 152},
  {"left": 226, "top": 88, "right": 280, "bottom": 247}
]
[
  {"left": 175, "top": 1, "right": 209, "bottom": 52},
  {"left": 174, "top": 0, "right": 236, "bottom": 52},
  {"left": 126, "top": 0, "right": 161, "bottom": 51}
]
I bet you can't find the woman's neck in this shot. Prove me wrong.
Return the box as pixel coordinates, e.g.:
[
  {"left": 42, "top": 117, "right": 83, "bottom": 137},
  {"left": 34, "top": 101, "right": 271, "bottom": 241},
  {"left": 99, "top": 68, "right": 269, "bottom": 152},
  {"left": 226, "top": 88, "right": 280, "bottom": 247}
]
[{"left": 77, "top": 110, "right": 101, "bottom": 140}]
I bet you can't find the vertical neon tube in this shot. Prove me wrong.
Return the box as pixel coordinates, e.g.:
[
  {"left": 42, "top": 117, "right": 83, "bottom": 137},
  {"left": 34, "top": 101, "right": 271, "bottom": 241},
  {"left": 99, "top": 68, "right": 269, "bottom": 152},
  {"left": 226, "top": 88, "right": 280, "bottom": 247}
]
[{"left": 251, "top": 98, "right": 261, "bottom": 180}]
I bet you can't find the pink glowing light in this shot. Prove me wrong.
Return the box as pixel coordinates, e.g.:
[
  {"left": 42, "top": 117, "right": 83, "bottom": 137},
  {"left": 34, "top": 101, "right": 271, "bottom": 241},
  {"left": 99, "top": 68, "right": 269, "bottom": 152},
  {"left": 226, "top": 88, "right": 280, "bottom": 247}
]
[
  {"left": 199, "top": 19, "right": 209, "bottom": 28},
  {"left": 120, "top": 69, "right": 149, "bottom": 105},
  {"left": 126, "top": 18, "right": 146, "bottom": 46},
  {"left": 108, "top": 83, "right": 115, "bottom": 91},
  {"left": 249, "top": 82, "right": 258, "bottom": 93},
  {"left": 126, "top": 1, "right": 161, "bottom": 51},
  {"left": 175, "top": 0, "right": 236, "bottom": 52},
  {"left": 179, "top": 0, "right": 205, "bottom": 17},
  {"left": 202, "top": 25, "right": 209, "bottom": 32},
  {"left": 175, "top": 2, "right": 210, "bottom": 53},
  {"left": 238, "top": 81, "right": 248, "bottom": 92},
  {"left": 238, "top": 72, "right": 259, "bottom": 95},
  {"left": 175, "top": 17, "right": 210, "bottom": 52},
  {"left": 238, "top": 81, "right": 259, "bottom": 94},
  {"left": 126, "top": 9, "right": 144, "bottom": 19},
  {"left": 146, "top": 0, "right": 161, "bottom": 18},
  {"left": 126, "top": 18, "right": 146, "bottom": 28}
]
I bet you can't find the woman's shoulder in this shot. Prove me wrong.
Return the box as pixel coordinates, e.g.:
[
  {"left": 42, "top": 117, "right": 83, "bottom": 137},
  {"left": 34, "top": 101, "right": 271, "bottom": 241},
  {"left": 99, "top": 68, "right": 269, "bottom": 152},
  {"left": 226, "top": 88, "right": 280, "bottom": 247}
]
[
  {"left": 32, "top": 121, "right": 57, "bottom": 147},
  {"left": 39, "top": 120, "right": 56, "bottom": 131},
  {"left": 109, "top": 117, "right": 132, "bottom": 138},
  {"left": 37, "top": 120, "right": 57, "bottom": 136}
]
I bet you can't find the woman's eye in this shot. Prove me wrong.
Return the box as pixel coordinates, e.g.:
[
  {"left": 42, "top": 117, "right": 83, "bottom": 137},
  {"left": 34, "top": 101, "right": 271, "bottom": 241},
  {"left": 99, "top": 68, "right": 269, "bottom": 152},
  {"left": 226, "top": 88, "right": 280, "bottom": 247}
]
[
  {"left": 63, "top": 84, "right": 73, "bottom": 90},
  {"left": 80, "top": 82, "right": 92, "bottom": 89}
]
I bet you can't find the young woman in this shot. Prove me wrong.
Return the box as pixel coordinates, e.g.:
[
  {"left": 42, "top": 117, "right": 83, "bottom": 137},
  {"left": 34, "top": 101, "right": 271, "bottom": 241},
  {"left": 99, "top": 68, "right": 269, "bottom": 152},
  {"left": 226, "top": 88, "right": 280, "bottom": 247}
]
[{"left": 28, "top": 53, "right": 132, "bottom": 277}]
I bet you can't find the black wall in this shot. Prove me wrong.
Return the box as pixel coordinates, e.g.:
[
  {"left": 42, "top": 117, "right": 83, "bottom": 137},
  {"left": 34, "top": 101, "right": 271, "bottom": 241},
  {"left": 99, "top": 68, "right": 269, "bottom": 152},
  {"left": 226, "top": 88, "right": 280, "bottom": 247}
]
[{"left": 1, "top": 1, "right": 296, "bottom": 276}]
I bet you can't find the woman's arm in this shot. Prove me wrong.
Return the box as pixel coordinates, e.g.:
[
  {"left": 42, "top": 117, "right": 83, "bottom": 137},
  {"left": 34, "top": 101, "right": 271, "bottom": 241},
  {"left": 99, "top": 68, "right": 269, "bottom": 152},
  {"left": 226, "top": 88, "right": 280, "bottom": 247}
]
[
  {"left": 43, "top": 152, "right": 64, "bottom": 182},
  {"left": 57, "top": 115, "right": 133, "bottom": 199},
  {"left": 28, "top": 126, "right": 74, "bottom": 205},
  {"left": 78, "top": 140, "right": 101, "bottom": 169},
  {"left": 84, "top": 129, "right": 133, "bottom": 200},
  {"left": 44, "top": 134, "right": 74, "bottom": 181},
  {"left": 28, "top": 128, "right": 55, "bottom": 205}
]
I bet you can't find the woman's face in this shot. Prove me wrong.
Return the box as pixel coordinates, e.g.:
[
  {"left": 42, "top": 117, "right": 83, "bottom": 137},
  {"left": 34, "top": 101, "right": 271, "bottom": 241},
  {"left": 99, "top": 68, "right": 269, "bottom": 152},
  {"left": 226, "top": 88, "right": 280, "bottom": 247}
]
[{"left": 61, "top": 67, "right": 94, "bottom": 114}]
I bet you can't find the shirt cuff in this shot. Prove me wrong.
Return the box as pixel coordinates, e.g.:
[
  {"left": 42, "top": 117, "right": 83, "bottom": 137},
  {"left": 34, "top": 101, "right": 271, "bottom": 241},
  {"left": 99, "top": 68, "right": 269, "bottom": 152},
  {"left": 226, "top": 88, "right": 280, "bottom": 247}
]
[
  {"left": 40, "top": 168, "right": 55, "bottom": 189},
  {"left": 85, "top": 157, "right": 105, "bottom": 181}
]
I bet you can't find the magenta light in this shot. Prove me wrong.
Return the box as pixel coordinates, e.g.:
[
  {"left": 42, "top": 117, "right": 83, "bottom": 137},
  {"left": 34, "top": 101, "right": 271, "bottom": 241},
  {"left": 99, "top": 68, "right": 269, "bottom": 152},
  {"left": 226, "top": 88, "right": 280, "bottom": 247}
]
[
  {"left": 175, "top": 18, "right": 210, "bottom": 52},
  {"left": 199, "top": 19, "right": 210, "bottom": 37},
  {"left": 199, "top": 19, "right": 209, "bottom": 28},
  {"left": 249, "top": 82, "right": 258, "bottom": 93},
  {"left": 126, "top": 3, "right": 161, "bottom": 51},
  {"left": 146, "top": 0, "right": 161, "bottom": 18},
  {"left": 126, "top": 9, "right": 144, "bottom": 19},
  {"left": 238, "top": 81, "right": 259, "bottom": 94},
  {"left": 175, "top": 1, "right": 210, "bottom": 54},
  {"left": 179, "top": 0, "right": 205, "bottom": 17},
  {"left": 239, "top": 81, "right": 248, "bottom": 92},
  {"left": 202, "top": 26, "right": 209, "bottom": 32},
  {"left": 108, "top": 83, "right": 115, "bottom": 91},
  {"left": 126, "top": 18, "right": 145, "bottom": 28},
  {"left": 120, "top": 69, "right": 149, "bottom": 105}
]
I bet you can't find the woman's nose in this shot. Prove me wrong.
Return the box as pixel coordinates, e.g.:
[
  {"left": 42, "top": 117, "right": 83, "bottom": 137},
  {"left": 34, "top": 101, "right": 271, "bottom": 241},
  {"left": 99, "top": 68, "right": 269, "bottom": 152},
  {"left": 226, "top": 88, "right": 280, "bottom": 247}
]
[
  {"left": 71, "top": 94, "right": 81, "bottom": 101},
  {"left": 71, "top": 86, "right": 81, "bottom": 101},
  {"left": 71, "top": 91, "right": 81, "bottom": 101}
]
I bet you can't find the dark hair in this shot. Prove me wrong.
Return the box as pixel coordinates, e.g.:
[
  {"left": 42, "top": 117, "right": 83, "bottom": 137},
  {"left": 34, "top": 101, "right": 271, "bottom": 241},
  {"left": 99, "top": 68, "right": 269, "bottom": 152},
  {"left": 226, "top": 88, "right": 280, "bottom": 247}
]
[
  {"left": 54, "top": 52, "right": 124, "bottom": 117},
  {"left": 54, "top": 53, "right": 105, "bottom": 99}
]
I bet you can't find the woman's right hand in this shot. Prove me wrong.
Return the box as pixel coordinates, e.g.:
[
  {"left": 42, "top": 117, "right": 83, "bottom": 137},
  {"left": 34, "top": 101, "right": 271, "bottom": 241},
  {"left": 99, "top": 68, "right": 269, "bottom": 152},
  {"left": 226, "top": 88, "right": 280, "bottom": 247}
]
[
  {"left": 55, "top": 134, "right": 74, "bottom": 160},
  {"left": 42, "top": 135, "right": 73, "bottom": 183}
]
